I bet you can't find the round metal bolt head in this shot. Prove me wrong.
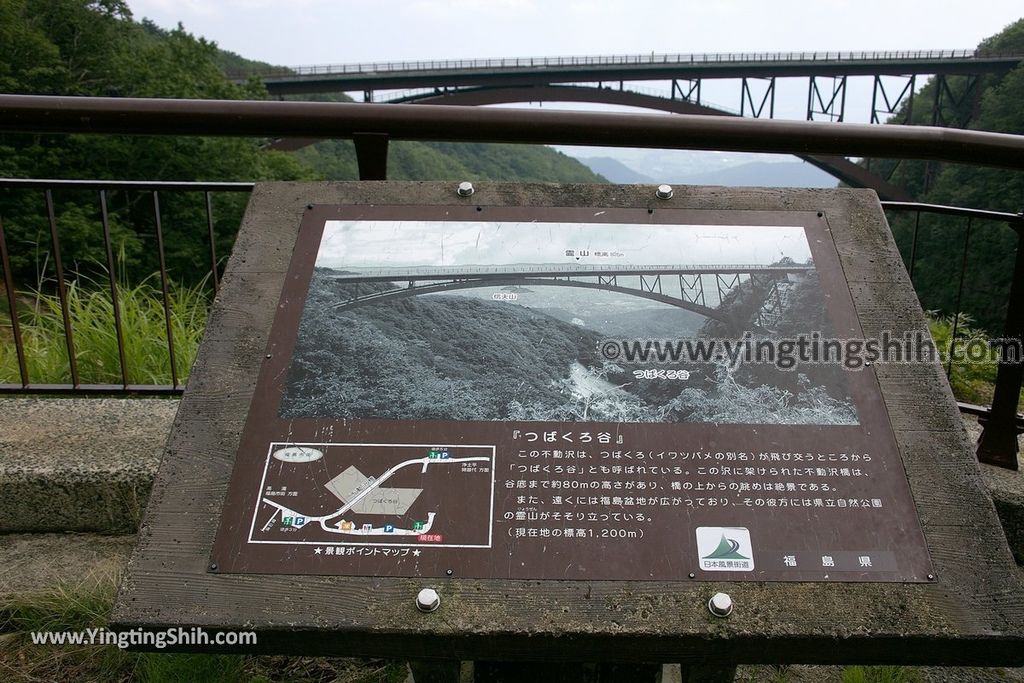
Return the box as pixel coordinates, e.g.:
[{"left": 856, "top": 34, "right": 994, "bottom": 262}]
[
  {"left": 416, "top": 588, "right": 440, "bottom": 613},
  {"left": 708, "top": 592, "right": 733, "bottom": 617},
  {"left": 655, "top": 184, "right": 674, "bottom": 200},
  {"left": 457, "top": 181, "right": 475, "bottom": 197}
]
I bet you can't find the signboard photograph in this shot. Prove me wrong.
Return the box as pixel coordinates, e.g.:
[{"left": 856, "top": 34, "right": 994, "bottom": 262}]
[
  {"left": 281, "top": 220, "right": 858, "bottom": 426},
  {"left": 211, "top": 205, "right": 932, "bottom": 584}
]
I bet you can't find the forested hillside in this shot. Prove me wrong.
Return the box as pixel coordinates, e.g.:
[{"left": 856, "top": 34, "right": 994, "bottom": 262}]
[
  {"left": 867, "top": 19, "right": 1024, "bottom": 331},
  {"left": 0, "top": 0, "right": 602, "bottom": 286},
  {"left": 294, "top": 140, "right": 603, "bottom": 183}
]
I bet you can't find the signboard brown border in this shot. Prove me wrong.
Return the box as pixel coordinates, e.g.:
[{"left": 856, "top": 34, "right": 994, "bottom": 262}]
[{"left": 112, "top": 182, "right": 1024, "bottom": 666}]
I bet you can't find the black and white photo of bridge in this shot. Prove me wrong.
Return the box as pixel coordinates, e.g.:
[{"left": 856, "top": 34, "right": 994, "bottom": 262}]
[{"left": 281, "top": 220, "right": 858, "bottom": 425}]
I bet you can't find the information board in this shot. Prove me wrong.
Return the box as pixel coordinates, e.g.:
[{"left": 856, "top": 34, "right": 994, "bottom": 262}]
[{"left": 210, "top": 204, "right": 933, "bottom": 583}]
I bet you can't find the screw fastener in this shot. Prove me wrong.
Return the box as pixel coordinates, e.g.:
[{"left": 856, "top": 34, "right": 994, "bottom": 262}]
[
  {"left": 416, "top": 588, "right": 441, "bottom": 613},
  {"left": 457, "top": 181, "right": 475, "bottom": 197},
  {"left": 655, "top": 184, "right": 674, "bottom": 200},
  {"left": 708, "top": 592, "right": 733, "bottom": 617}
]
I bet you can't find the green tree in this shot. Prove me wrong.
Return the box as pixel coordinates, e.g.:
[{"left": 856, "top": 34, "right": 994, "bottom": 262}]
[
  {"left": 0, "top": 0, "right": 312, "bottom": 285},
  {"left": 0, "top": 0, "right": 603, "bottom": 290},
  {"left": 865, "top": 18, "right": 1024, "bottom": 331}
]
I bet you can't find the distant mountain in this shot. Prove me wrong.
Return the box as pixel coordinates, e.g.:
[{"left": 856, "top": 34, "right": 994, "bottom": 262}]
[
  {"left": 576, "top": 157, "right": 656, "bottom": 184},
  {"left": 560, "top": 148, "right": 840, "bottom": 189},
  {"left": 678, "top": 161, "right": 838, "bottom": 188}
]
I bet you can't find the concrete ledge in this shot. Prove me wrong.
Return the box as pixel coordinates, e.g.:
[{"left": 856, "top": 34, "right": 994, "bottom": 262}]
[
  {"left": 985, "top": 466, "right": 1024, "bottom": 565},
  {"left": 963, "top": 415, "right": 1024, "bottom": 564},
  {"left": 0, "top": 398, "right": 177, "bottom": 533},
  {"left": 1, "top": 397, "right": 1022, "bottom": 562}
]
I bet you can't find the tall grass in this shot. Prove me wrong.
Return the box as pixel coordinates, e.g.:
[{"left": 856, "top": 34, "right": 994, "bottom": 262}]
[
  {"left": 927, "top": 311, "right": 1022, "bottom": 406},
  {"left": 0, "top": 275, "right": 209, "bottom": 387}
]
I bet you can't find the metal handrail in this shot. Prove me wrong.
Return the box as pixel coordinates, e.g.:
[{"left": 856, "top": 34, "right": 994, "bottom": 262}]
[
  {"left": 0, "top": 179, "right": 254, "bottom": 191},
  {"left": 3, "top": 95, "right": 1024, "bottom": 170},
  {"left": 881, "top": 201, "right": 1024, "bottom": 224}
]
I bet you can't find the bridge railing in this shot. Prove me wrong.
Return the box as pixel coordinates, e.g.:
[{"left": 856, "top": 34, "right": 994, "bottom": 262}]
[
  {"left": 0, "top": 95, "right": 1019, "bottom": 468},
  {"left": 332, "top": 264, "right": 816, "bottom": 280},
  {"left": 229, "top": 48, "right": 1012, "bottom": 81}
]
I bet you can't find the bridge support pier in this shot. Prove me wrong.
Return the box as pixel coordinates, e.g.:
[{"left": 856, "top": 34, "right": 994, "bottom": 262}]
[
  {"left": 871, "top": 74, "right": 916, "bottom": 124},
  {"left": 807, "top": 75, "right": 847, "bottom": 122}
]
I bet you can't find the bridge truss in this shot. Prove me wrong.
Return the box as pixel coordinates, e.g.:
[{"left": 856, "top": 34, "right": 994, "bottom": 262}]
[{"left": 328, "top": 264, "right": 813, "bottom": 333}]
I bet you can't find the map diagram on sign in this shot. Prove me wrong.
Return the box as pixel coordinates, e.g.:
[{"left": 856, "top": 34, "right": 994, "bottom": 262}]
[{"left": 249, "top": 443, "right": 495, "bottom": 548}]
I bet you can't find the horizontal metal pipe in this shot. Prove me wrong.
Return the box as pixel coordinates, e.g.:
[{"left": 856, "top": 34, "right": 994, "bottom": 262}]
[
  {"left": 0, "top": 178, "right": 254, "bottom": 191},
  {"left": 881, "top": 201, "right": 1023, "bottom": 223},
  {"left": 957, "top": 401, "right": 1024, "bottom": 430},
  {"left": 0, "top": 383, "right": 182, "bottom": 396},
  {"left": 2, "top": 95, "right": 1024, "bottom": 170}
]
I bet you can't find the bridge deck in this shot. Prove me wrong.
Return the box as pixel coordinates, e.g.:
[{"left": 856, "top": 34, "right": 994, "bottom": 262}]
[
  {"left": 329, "top": 263, "right": 815, "bottom": 281},
  {"left": 236, "top": 50, "right": 1024, "bottom": 94}
]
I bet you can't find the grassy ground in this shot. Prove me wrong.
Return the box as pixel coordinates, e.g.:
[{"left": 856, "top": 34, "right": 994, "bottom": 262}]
[
  {"left": 735, "top": 667, "right": 924, "bottom": 683},
  {"left": 0, "top": 572, "right": 408, "bottom": 683}
]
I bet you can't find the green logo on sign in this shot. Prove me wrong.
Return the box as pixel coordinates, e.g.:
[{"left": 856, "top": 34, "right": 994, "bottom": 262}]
[{"left": 702, "top": 534, "right": 750, "bottom": 561}]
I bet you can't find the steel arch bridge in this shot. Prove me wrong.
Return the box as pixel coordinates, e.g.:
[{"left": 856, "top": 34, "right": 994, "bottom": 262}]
[
  {"left": 251, "top": 49, "right": 1024, "bottom": 199},
  {"left": 328, "top": 263, "right": 814, "bottom": 331},
  {"left": 237, "top": 50, "right": 1022, "bottom": 113}
]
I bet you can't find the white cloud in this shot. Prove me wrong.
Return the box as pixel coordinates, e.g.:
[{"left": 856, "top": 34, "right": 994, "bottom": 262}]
[{"left": 409, "top": 0, "right": 536, "bottom": 15}]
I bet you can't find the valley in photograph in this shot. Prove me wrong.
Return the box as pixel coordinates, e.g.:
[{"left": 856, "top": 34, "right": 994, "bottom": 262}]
[{"left": 281, "top": 220, "right": 859, "bottom": 425}]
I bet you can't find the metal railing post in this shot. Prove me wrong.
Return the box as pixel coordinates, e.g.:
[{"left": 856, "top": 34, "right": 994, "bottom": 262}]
[
  {"left": 353, "top": 133, "right": 390, "bottom": 181},
  {"left": 976, "top": 219, "right": 1024, "bottom": 469},
  {"left": 0, "top": 216, "right": 29, "bottom": 387}
]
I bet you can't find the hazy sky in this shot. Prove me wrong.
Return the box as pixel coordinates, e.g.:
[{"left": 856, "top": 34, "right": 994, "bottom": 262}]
[
  {"left": 127, "top": 1, "right": 1021, "bottom": 67},
  {"left": 123, "top": 1, "right": 1022, "bottom": 170},
  {"left": 317, "top": 221, "right": 811, "bottom": 268}
]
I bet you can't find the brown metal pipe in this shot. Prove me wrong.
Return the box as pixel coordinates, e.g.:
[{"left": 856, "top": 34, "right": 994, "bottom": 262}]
[{"left": 2, "top": 94, "right": 1024, "bottom": 170}]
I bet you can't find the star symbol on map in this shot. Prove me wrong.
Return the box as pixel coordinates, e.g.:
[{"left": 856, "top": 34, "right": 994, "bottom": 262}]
[
  {"left": 412, "top": 549, "right": 422, "bottom": 557},
  {"left": 314, "top": 547, "right": 322, "bottom": 554}
]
